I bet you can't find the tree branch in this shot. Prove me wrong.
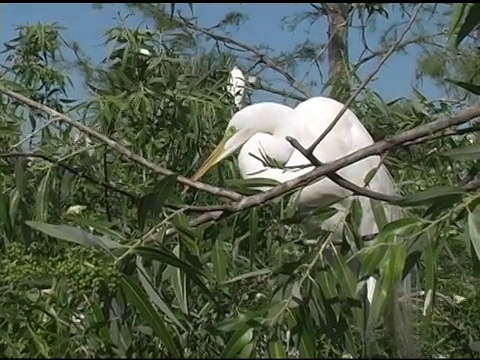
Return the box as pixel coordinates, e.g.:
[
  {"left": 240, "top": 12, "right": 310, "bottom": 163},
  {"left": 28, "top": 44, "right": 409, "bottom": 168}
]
[
  {"left": 0, "top": 151, "right": 227, "bottom": 213},
  {"left": 0, "top": 85, "right": 244, "bottom": 202},
  {"left": 0, "top": 151, "right": 136, "bottom": 199},
  {"left": 177, "top": 14, "right": 310, "bottom": 98},
  {"left": 354, "top": 33, "right": 443, "bottom": 68},
  {"left": 178, "top": 105, "right": 480, "bottom": 233},
  {"left": 306, "top": 5, "right": 422, "bottom": 155},
  {"left": 286, "top": 137, "right": 402, "bottom": 203}
]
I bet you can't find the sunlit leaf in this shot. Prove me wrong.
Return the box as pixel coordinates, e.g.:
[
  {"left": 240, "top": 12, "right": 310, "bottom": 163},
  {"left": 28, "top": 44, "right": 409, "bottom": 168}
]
[
  {"left": 269, "top": 340, "right": 287, "bottom": 358},
  {"left": 25, "top": 221, "right": 123, "bottom": 252},
  {"left": 220, "top": 324, "right": 254, "bottom": 358}
]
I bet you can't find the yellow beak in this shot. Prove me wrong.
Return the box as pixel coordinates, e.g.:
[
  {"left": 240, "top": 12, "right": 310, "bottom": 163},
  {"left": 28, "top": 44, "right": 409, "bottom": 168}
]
[{"left": 191, "top": 137, "right": 228, "bottom": 182}]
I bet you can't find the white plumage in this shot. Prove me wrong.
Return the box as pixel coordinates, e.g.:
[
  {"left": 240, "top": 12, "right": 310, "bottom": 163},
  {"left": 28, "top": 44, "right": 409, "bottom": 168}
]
[
  {"left": 192, "top": 96, "right": 416, "bottom": 356},
  {"left": 227, "top": 66, "right": 246, "bottom": 109}
]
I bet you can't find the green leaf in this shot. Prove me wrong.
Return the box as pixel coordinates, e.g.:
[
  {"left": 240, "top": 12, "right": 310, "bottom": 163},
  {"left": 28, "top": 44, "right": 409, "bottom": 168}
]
[
  {"left": 440, "top": 144, "right": 480, "bottom": 161},
  {"left": 381, "top": 217, "right": 423, "bottom": 237},
  {"left": 222, "top": 268, "right": 271, "bottom": 285},
  {"left": 396, "top": 186, "right": 466, "bottom": 207},
  {"left": 220, "top": 324, "right": 254, "bottom": 358},
  {"left": 36, "top": 169, "right": 51, "bottom": 222},
  {"left": 445, "top": 79, "right": 480, "bottom": 95},
  {"left": 135, "top": 246, "right": 215, "bottom": 302},
  {"left": 212, "top": 238, "right": 228, "bottom": 283},
  {"left": 120, "top": 275, "right": 180, "bottom": 357},
  {"left": 14, "top": 158, "right": 27, "bottom": 198},
  {"left": 137, "top": 175, "right": 177, "bottom": 231},
  {"left": 455, "top": 3, "right": 480, "bottom": 46},
  {"left": 370, "top": 199, "right": 388, "bottom": 231},
  {"left": 450, "top": 3, "right": 467, "bottom": 37},
  {"left": 27, "top": 325, "right": 49, "bottom": 357},
  {"left": 468, "top": 205, "right": 480, "bottom": 262},
  {"left": 60, "top": 169, "right": 74, "bottom": 201},
  {"left": 0, "top": 193, "right": 13, "bottom": 242},
  {"left": 72, "top": 218, "right": 126, "bottom": 242},
  {"left": 136, "top": 257, "right": 185, "bottom": 331},
  {"left": 25, "top": 221, "right": 123, "bottom": 252},
  {"left": 135, "top": 246, "right": 203, "bottom": 277},
  {"left": 269, "top": 340, "right": 287, "bottom": 358}
]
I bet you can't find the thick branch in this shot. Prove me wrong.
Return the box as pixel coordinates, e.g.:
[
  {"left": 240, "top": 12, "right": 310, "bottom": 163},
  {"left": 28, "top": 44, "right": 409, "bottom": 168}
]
[
  {"left": 0, "top": 85, "right": 244, "bottom": 202},
  {"left": 181, "top": 106, "right": 480, "bottom": 232}
]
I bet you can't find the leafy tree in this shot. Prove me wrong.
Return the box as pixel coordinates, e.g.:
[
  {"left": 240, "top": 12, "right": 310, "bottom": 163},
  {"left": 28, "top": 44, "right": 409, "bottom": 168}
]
[{"left": 0, "top": 3, "right": 480, "bottom": 358}]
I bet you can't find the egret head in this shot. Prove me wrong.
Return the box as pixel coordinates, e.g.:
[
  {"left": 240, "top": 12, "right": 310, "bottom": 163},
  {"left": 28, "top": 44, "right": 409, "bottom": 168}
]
[{"left": 191, "top": 103, "right": 300, "bottom": 181}]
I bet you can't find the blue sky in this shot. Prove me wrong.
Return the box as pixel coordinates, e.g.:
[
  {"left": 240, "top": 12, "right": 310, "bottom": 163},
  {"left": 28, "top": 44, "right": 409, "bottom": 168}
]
[{"left": 0, "top": 3, "right": 442, "bottom": 103}]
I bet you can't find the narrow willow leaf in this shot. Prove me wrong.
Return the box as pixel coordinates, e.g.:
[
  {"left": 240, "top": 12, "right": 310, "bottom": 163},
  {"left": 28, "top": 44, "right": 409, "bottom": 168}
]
[
  {"left": 134, "top": 246, "right": 205, "bottom": 278},
  {"left": 14, "top": 158, "right": 27, "bottom": 198},
  {"left": 212, "top": 238, "right": 228, "bottom": 283},
  {"left": 27, "top": 326, "right": 49, "bottom": 357},
  {"left": 120, "top": 275, "right": 180, "bottom": 357},
  {"left": 238, "top": 341, "right": 255, "bottom": 358},
  {"left": 396, "top": 186, "right": 466, "bottom": 207},
  {"left": 137, "top": 175, "right": 177, "bottom": 231},
  {"left": 370, "top": 199, "right": 388, "bottom": 231},
  {"left": 36, "top": 169, "right": 51, "bottom": 222},
  {"left": 249, "top": 207, "right": 259, "bottom": 269},
  {"left": 269, "top": 340, "right": 287, "bottom": 358},
  {"left": 73, "top": 218, "right": 126, "bottom": 242},
  {"left": 380, "top": 217, "right": 423, "bottom": 237},
  {"left": 25, "top": 221, "right": 123, "bottom": 252},
  {"left": 456, "top": 3, "right": 480, "bottom": 46},
  {"left": 445, "top": 79, "right": 480, "bottom": 95},
  {"left": 136, "top": 258, "right": 185, "bottom": 331},
  {"left": 166, "top": 245, "right": 188, "bottom": 314},
  {"left": 450, "top": 3, "right": 467, "bottom": 37},
  {"left": 220, "top": 324, "right": 254, "bottom": 358},
  {"left": 468, "top": 205, "right": 480, "bottom": 261},
  {"left": 222, "top": 268, "right": 271, "bottom": 285},
  {"left": 60, "top": 169, "right": 75, "bottom": 201},
  {"left": 440, "top": 144, "right": 480, "bottom": 161},
  {"left": 298, "top": 316, "right": 316, "bottom": 358}
]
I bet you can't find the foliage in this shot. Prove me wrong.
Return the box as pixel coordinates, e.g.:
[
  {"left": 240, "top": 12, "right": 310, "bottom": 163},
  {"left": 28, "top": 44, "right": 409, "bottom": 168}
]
[{"left": 0, "top": 3, "right": 480, "bottom": 359}]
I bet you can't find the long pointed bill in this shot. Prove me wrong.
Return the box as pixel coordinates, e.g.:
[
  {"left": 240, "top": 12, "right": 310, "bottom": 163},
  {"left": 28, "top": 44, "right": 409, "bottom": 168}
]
[
  {"left": 192, "top": 137, "right": 228, "bottom": 182},
  {"left": 182, "top": 137, "right": 229, "bottom": 194}
]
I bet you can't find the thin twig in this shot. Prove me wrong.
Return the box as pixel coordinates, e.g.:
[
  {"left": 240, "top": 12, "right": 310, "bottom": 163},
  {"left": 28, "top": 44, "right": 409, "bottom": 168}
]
[
  {"left": 0, "top": 151, "right": 229, "bottom": 213},
  {"left": 0, "top": 152, "right": 136, "bottom": 199},
  {"left": 0, "top": 85, "right": 244, "bottom": 202},
  {"left": 177, "top": 14, "right": 310, "bottom": 98},
  {"left": 286, "top": 137, "right": 402, "bottom": 203},
  {"left": 403, "top": 124, "right": 480, "bottom": 147},
  {"left": 306, "top": 5, "right": 422, "bottom": 155}
]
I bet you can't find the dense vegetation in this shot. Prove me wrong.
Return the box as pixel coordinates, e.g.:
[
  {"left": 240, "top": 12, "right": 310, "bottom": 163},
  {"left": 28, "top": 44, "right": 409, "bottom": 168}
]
[{"left": 1, "top": 3, "right": 480, "bottom": 358}]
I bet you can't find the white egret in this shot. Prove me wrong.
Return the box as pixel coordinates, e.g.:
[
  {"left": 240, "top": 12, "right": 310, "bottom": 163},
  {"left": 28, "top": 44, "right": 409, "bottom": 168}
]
[
  {"left": 191, "top": 96, "right": 416, "bottom": 356},
  {"left": 227, "top": 66, "right": 246, "bottom": 109}
]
